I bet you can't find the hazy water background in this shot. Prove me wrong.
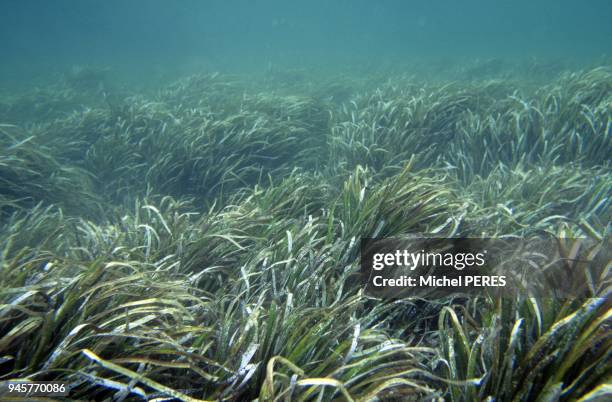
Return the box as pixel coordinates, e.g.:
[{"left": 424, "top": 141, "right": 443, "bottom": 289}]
[{"left": 1, "top": 0, "right": 611, "bottom": 86}]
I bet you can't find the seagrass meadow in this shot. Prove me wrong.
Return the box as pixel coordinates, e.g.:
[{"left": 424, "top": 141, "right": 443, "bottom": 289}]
[{"left": 0, "top": 61, "right": 610, "bottom": 401}]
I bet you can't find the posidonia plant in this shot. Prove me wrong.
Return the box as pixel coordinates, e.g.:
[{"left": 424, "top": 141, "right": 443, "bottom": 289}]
[{"left": 0, "top": 62, "right": 609, "bottom": 401}]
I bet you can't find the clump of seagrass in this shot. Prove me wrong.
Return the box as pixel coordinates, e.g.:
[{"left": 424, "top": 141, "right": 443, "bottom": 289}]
[
  {"left": 461, "top": 163, "right": 610, "bottom": 236},
  {"left": 0, "top": 124, "right": 101, "bottom": 218},
  {"left": 437, "top": 229, "right": 610, "bottom": 401},
  {"left": 0, "top": 61, "right": 610, "bottom": 401}
]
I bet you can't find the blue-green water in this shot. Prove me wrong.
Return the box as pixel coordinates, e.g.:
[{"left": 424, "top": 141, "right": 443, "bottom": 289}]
[{"left": 1, "top": 0, "right": 611, "bottom": 83}]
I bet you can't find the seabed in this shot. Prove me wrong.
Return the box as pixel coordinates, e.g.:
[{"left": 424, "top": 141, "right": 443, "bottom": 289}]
[{"left": 0, "top": 60, "right": 610, "bottom": 401}]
